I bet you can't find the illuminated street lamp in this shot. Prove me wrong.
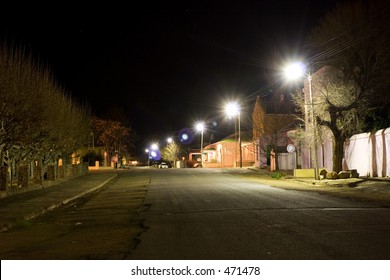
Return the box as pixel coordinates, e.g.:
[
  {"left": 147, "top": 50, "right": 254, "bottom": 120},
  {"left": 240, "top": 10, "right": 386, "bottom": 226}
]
[
  {"left": 150, "top": 143, "right": 158, "bottom": 161},
  {"left": 145, "top": 148, "right": 150, "bottom": 166},
  {"left": 225, "top": 102, "right": 242, "bottom": 168},
  {"left": 284, "top": 61, "right": 319, "bottom": 180},
  {"left": 196, "top": 122, "right": 205, "bottom": 167}
]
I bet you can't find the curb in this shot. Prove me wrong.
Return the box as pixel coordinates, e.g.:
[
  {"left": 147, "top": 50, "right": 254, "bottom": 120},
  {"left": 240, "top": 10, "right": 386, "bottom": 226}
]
[
  {"left": 0, "top": 174, "right": 118, "bottom": 233},
  {"left": 61, "top": 174, "right": 117, "bottom": 205}
]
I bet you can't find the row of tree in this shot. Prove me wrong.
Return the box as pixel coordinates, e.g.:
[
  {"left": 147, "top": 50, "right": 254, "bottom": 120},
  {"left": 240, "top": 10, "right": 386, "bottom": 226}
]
[
  {"left": 0, "top": 43, "right": 90, "bottom": 184},
  {"left": 0, "top": 43, "right": 135, "bottom": 187}
]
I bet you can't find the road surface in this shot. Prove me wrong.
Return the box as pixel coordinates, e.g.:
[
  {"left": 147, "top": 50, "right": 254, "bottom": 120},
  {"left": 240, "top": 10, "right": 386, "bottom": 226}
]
[{"left": 0, "top": 168, "right": 389, "bottom": 259}]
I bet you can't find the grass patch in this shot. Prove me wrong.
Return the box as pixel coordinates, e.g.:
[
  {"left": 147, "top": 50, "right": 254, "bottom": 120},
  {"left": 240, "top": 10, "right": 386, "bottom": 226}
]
[
  {"left": 13, "top": 219, "right": 33, "bottom": 228},
  {"left": 271, "top": 171, "right": 286, "bottom": 179}
]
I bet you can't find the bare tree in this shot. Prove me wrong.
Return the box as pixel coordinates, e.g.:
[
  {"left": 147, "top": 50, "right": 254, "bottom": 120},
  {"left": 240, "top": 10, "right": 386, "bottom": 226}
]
[
  {"left": 0, "top": 43, "right": 91, "bottom": 187},
  {"left": 300, "top": 0, "right": 390, "bottom": 172},
  {"left": 91, "top": 116, "right": 135, "bottom": 166},
  {"left": 161, "top": 142, "right": 185, "bottom": 167},
  {"left": 252, "top": 95, "right": 297, "bottom": 169}
]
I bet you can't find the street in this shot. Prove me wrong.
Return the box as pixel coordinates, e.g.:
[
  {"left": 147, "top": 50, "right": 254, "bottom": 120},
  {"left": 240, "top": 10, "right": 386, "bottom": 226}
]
[
  {"left": 131, "top": 168, "right": 390, "bottom": 259},
  {"left": 1, "top": 168, "right": 389, "bottom": 259}
]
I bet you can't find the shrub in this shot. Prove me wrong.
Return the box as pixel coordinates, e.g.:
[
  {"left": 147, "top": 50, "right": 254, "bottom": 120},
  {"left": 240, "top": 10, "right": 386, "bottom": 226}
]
[{"left": 271, "top": 171, "right": 286, "bottom": 179}]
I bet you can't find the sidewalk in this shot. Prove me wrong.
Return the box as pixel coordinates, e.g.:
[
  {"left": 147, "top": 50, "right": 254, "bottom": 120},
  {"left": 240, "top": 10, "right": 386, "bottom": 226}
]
[
  {"left": 249, "top": 167, "right": 390, "bottom": 190},
  {"left": 0, "top": 170, "right": 117, "bottom": 232},
  {"left": 246, "top": 167, "right": 390, "bottom": 205}
]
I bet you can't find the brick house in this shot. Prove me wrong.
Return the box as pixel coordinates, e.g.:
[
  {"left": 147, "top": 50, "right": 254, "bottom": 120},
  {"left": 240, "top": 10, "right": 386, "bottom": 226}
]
[
  {"left": 201, "top": 132, "right": 255, "bottom": 168},
  {"left": 252, "top": 94, "right": 298, "bottom": 169}
]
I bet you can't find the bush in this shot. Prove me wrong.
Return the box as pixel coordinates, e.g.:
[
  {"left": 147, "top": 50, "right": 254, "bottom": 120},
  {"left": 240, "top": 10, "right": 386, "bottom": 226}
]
[{"left": 271, "top": 171, "right": 286, "bottom": 179}]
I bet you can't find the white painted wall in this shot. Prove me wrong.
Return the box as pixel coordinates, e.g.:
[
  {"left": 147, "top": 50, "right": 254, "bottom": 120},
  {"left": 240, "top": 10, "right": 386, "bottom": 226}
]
[{"left": 298, "top": 127, "right": 390, "bottom": 177}]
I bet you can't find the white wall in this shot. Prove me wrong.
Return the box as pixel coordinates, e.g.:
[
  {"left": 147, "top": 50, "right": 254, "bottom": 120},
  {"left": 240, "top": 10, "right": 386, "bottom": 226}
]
[
  {"left": 297, "top": 127, "right": 390, "bottom": 177},
  {"left": 375, "top": 129, "right": 385, "bottom": 177},
  {"left": 278, "top": 153, "right": 296, "bottom": 170},
  {"left": 344, "top": 132, "right": 373, "bottom": 177},
  {"left": 385, "top": 128, "right": 390, "bottom": 177}
]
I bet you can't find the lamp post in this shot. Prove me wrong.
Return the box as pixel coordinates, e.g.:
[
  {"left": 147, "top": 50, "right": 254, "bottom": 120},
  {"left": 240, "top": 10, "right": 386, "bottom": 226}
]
[
  {"left": 307, "top": 73, "right": 320, "bottom": 180},
  {"left": 284, "top": 62, "right": 319, "bottom": 180},
  {"left": 196, "top": 122, "right": 204, "bottom": 167},
  {"left": 167, "top": 137, "right": 174, "bottom": 167},
  {"left": 145, "top": 149, "right": 150, "bottom": 166},
  {"left": 225, "top": 102, "right": 242, "bottom": 168}
]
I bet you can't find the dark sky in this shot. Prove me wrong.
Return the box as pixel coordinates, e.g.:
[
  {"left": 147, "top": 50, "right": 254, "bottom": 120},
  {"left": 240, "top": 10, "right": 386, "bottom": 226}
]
[{"left": 0, "top": 1, "right": 345, "bottom": 154}]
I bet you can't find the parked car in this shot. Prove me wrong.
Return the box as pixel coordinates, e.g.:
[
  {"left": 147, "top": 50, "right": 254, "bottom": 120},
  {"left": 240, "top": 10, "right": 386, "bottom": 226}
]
[{"left": 159, "top": 162, "right": 169, "bottom": 168}]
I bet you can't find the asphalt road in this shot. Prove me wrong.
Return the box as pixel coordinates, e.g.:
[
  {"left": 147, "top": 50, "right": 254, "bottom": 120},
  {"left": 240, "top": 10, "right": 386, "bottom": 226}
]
[
  {"left": 1, "top": 168, "right": 389, "bottom": 260},
  {"left": 130, "top": 168, "right": 390, "bottom": 259}
]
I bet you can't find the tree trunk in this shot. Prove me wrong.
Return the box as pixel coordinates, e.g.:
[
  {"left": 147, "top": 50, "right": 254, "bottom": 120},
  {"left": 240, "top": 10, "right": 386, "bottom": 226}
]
[
  {"left": 47, "top": 164, "right": 55, "bottom": 180},
  {"left": 34, "top": 159, "right": 43, "bottom": 184},
  {"left": 332, "top": 136, "right": 345, "bottom": 172},
  {"left": 17, "top": 165, "right": 29, "bottom": 188},
  {"left": 0, "top": 166, "right": 7, "bottom": 191}
]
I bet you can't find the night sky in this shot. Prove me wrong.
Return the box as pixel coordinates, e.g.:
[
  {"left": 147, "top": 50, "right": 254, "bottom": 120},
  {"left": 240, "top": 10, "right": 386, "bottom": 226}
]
[{"left": 0, "top": 1, "right": 345, "bottom": 155}]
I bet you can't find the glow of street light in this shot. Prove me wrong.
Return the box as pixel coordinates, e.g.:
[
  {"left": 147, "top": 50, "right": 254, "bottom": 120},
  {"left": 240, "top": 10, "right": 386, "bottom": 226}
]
[
  {"left": 283, "top": 61, "right": 306, "bottom": 81},
  {"left": 178, "top": 128, "right": 194, "bottom": 145},
  {"left": 151, "top": 143, "right": 158, "bottom": 150},
  {"left": 196, "top": 122, "right": 204, "bottom": 132},
  {"left": 225, "top": 102, "right": 240, "bottom": 117}
]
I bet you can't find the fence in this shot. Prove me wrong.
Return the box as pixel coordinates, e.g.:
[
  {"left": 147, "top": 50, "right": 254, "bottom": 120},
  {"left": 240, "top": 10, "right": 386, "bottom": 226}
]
[
  {"left": 278, "top": 153, "right": 296, "bottom": 170},
  {"left": 343, "top": 128, "right": 390, "bottom": 177},
  {"left": 0, "top": 162, "right": 89, "bottom": 191}
]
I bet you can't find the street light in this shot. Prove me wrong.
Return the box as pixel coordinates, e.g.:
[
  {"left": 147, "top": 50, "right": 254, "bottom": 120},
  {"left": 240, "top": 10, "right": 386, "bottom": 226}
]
[
  {"left": 145, "top": 148, "right": 150, "bottom": 166},
  {"left": 225, "top": 102, "right": 242, "bottom": 168},
  {"left": 195, "top": 122, "right": 205, "bottom": 167},
  {"left": 166, "top": 137, "right": 174, "bottom": 167},
  {"left": 284, "top": 61, "right": 319, "bottom": 180},
  {"left": 147, "top": 143, "right": 159, "bottom": 166}
]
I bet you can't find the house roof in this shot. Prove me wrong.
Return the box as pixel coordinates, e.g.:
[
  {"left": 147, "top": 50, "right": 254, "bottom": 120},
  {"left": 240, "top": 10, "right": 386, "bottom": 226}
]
[
  {"left": 219, "top": 130, "right": 252, "bottom": 142},
  {"left": 203, "top": 131, "right": 253, "bottom": 148}
]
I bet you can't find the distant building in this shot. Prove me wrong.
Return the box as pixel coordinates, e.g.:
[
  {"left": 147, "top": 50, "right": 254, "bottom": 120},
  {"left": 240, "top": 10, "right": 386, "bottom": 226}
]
[
  {"left": 252, "top": 94, "right": 298, "bottom": 169},
  {"left": 198, "top": 132, "right": 255, "bottom": 168}
]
